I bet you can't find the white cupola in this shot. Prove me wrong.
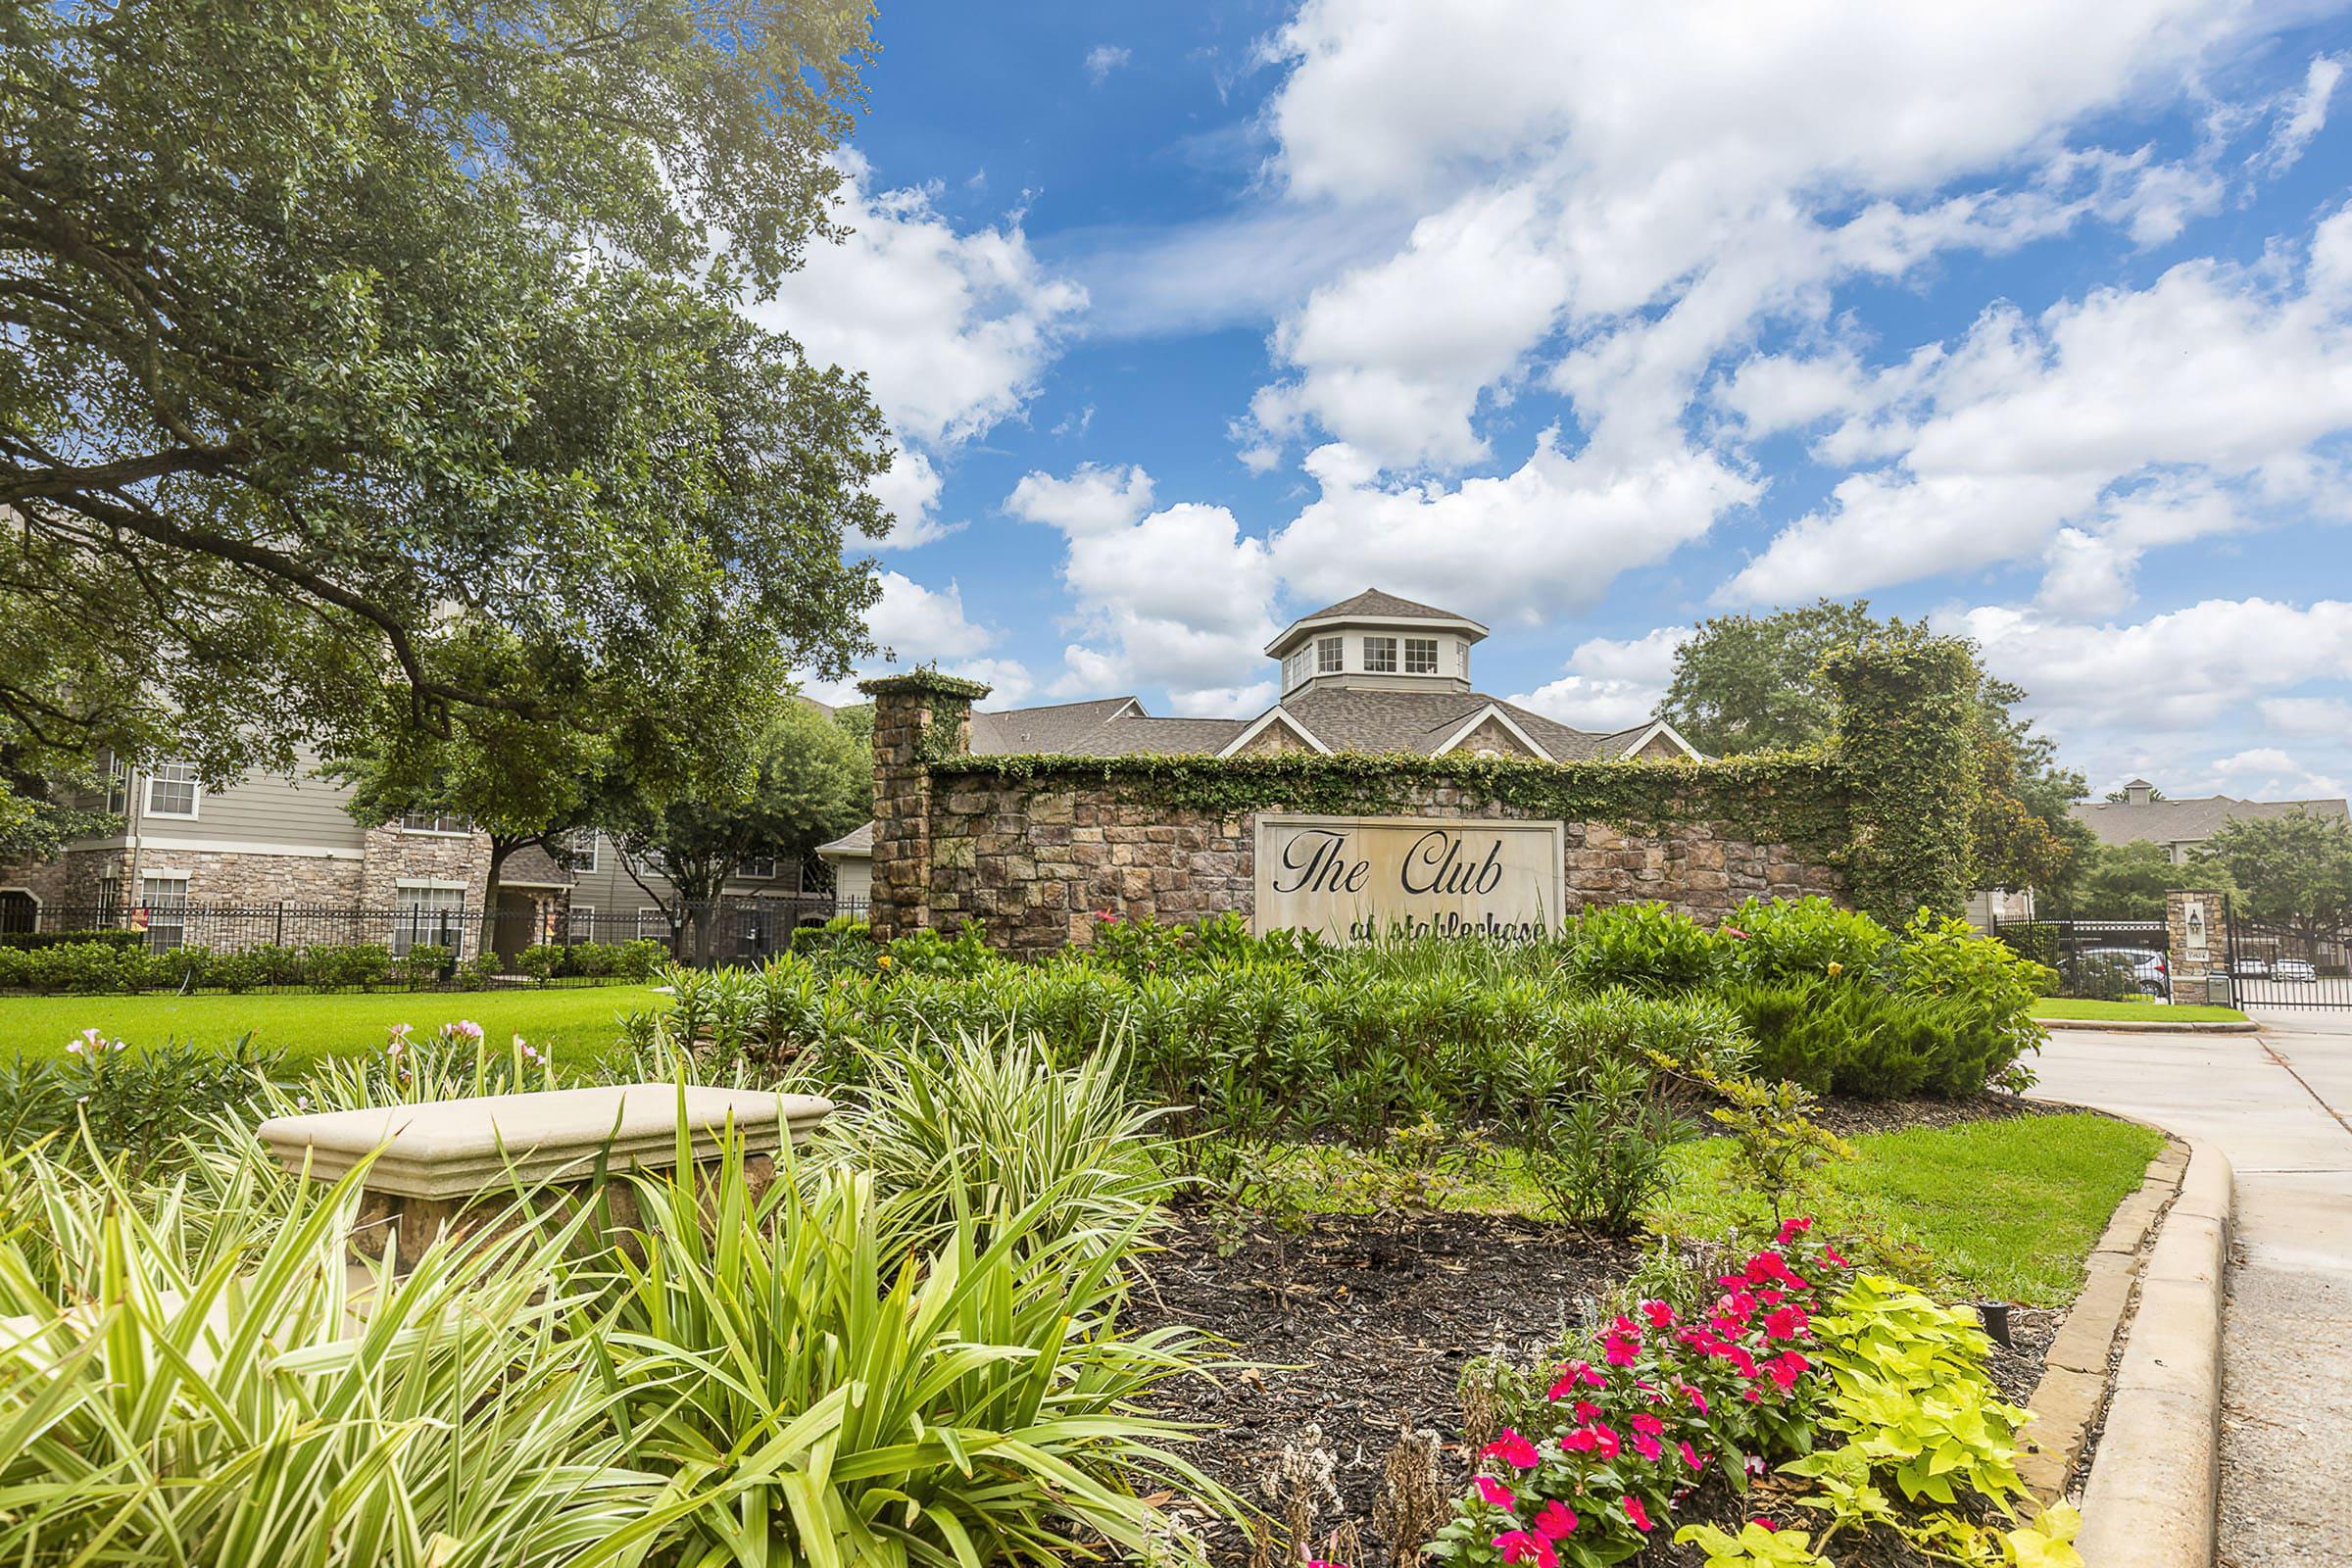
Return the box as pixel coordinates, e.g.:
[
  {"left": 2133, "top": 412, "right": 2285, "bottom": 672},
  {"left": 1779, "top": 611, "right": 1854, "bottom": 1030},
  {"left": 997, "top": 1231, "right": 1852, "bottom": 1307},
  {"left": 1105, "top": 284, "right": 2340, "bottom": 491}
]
[{"left": 1264, "top": 589, "right": 1489, "bottom": 697}]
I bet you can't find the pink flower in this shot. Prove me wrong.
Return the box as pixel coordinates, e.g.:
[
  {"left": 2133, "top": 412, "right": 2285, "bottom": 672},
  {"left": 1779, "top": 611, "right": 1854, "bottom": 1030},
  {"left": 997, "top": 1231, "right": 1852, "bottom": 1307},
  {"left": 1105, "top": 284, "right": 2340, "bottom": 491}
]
[
  {"left": 1534, "top": 1500, "right": 1580, "bottom": 1541},
  {"left": 1573, "top": 1400, "right": 1602, "bottom": 1423},
  {"left": 1752, "top": 1518, "right": 1779, "bottom": 1532},
  {"left": 1483, "top": 1429, "right": 1541, "bottom": 1470},
  {"left": 1622, "top": 1496, "right": 1654, "bottom": 1534},
  {"left": 1562, "top": 1425, "right": 1620, "bottom": 1460},
  {"left": 1629, "top": 1413, "right": 1665, "bottom": 1436},
  {"left": 1602, "top": 1333, "right": 1641, "bottom": 1367},
  {"left": 1776, "top": 1215, "right": 1814, "bottom": 1245},
  {"left": 1744, "top": 1455, "right": 1769, "bottom": 1479},
  {"left": 1680, "top": 1384, "right": 1710, "bottom": 1414},
  {"left": 1768, "top": 1351, "right": 1811, "bottom": 1391},
  {"left": 1679, "top": 1441, "right": 1704, "bottom": 1472},
  {"left": 1824, "top": 1246, "right": 1851, "bottom": 1268},
  {"left": 1641, "top": 1298, "right": 1676, "bottom": 1330},
  {"left": 1491, "top": 1530, "right": 1555, "bottom": 1567},
  {"left": 1474, "top": 1477, "right": 1517, "bottom": 1512},
  {"left": 1764, "top": 1305, "right": 1810, "bottom": 1341},
  {"left": 1722, "top": 925, "right": 1749, "bottom": 940},
  {"left": 1632, "top": 1433, "right": 1663, "bottom": 1463},
  {"left": 1548, "top": 1360, "right": 1605, "bottom": 1398}
]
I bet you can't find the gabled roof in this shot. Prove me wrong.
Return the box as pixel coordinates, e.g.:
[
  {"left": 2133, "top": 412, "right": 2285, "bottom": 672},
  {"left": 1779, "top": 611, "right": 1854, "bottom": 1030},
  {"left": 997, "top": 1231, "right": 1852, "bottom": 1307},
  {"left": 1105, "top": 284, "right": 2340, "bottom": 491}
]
[
  {"left": 815, "top": 820, "right": 872, "bottom": 858},
  {"left": 968, "top": 696, "right": 1143, "bottom": 755},
  {"left": 2067, "top": 793, "right": 2351, "bottom": 849}
]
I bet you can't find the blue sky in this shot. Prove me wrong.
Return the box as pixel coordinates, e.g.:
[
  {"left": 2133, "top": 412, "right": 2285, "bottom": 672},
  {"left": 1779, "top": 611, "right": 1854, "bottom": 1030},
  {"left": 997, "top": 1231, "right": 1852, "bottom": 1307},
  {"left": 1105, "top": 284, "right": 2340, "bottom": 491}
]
[{"left": 761, "top": 1, "right": 2352, "bottom": 803}]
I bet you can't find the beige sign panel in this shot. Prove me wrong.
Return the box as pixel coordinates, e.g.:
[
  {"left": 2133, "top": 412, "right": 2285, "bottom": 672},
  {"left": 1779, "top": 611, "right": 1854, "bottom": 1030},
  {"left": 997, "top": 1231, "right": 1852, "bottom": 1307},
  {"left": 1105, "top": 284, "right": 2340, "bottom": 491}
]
[{"left": 1252, "top": 814, "right": 1566, "bottom": 942}]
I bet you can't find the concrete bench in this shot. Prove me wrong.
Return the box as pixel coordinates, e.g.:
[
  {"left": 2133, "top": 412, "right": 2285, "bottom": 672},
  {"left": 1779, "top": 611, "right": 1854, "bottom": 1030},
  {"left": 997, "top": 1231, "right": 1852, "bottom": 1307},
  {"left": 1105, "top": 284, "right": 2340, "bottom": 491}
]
[{"left": 256, "top": 1083, "right": 832, "bottom": 1262}]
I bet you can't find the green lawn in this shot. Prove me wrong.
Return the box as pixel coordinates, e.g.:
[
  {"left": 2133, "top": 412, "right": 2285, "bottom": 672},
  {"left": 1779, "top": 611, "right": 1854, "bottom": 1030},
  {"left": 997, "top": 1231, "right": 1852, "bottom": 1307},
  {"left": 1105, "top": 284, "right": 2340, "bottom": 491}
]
[
  {"left": 0, "top": 986, "right": 669, "bottom": 1070},
  {"left": 2033, "top": 997, "right": 2247, "bottom": 1023},
  {"left": 1223, "top": 1110, "right": 2161, "bottom": 1307},
  {"left": 1647, "top": 1112, "right": 2163, "bottom": 1304}
]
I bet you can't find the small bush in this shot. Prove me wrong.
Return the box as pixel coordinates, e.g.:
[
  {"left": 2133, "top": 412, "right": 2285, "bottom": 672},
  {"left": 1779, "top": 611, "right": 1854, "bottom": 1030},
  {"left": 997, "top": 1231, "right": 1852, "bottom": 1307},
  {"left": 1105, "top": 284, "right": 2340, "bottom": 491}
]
[
  {"left": 1511, "top": 1057, "right": 1695, "bottom": 1235},
  {"left": 0, "top": 927, "right": 144, "bottom": 952},
  {"left": 403, "top": 942, "right": 454, "bottom": 985},
  {"left": 1559, "top": 904, "right": 1726, "bottom": 994},
  {"left": 612, "top": 937, "right": 665, "bottom": 981},
  {"left": 1726, "top": 895, "right": 1893, "bottom": 985},
  {"left": 304, "top": 942, "right": 394, "bottom": 991},
  {"left": 516, "top": 943, "right": 564, "bottom": 981}
]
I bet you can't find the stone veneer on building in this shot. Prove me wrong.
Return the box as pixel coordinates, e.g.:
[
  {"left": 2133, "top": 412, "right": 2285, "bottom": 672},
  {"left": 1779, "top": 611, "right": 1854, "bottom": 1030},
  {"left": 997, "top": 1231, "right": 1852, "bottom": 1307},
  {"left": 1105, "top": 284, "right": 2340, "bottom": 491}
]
[{"left": 860, "top": 673, "right": 1843, "bottom": 957}]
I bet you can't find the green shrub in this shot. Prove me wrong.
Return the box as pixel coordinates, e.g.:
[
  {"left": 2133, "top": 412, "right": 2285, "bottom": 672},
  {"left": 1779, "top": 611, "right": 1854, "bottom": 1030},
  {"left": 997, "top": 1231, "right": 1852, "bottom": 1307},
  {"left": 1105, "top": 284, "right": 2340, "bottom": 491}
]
[
  {"left": 0, "top": 1032, "right": 277, "bottom": 1176},
  {"left": 1509, "top": 1056, "right": 1695, "bottom": 1235},
  {"left": 1559, "top": 903, "right": 1726, "bottom": 993},
  {"left": 14, "top": 940, "right": 143, "bottom": 994},
  {"left": 612, "top": 937, "right": 665, "bottom": 981},
  {"left": 206, "top": 950, "right": 265, "bottom": 992},
  {"left": 1727, "top": 895, "right": 1893, "bottom": 984},
  {"left": 455, "top": 951, "right": 503, "bottom": 989},
  {"left": 0, "top": 927, "right": 143, "bottom": 952},
  {"left": 304, "top": 941, "right": 394, "bottom": 991},
  {"left": 403, "top": 941, "right": 454, "bottom": 985},
  {"left": 516, "top": 943, "right": 564, "bottom": 981},
  {"left": 1891, "top": 910, "right": 2050, "bottom": 1093}
]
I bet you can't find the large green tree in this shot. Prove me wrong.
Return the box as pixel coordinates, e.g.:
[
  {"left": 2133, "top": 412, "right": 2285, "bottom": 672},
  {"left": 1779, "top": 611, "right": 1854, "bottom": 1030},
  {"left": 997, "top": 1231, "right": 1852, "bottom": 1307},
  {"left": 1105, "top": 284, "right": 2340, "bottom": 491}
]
[
  {"left": 2195, "top": 809, "right": 2352, "bottom": 946},
  {"left": 0, "top": 0, "right": 894, "bottom": 824},
  {"left": 2036, "top": 840, "right": 2234, "bottom": 920},
  {"left": 613, "top": 700, "right": 868, "bottom": 960},
  {"left": 1658, "top": 600, "right": 2090, "bottom": 890}
]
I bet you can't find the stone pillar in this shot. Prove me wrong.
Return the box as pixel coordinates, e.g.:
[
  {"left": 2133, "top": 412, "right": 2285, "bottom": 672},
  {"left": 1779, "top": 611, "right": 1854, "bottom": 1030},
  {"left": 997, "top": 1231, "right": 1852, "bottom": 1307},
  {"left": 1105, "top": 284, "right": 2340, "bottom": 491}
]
[
  {"left": 856, "top": 670, "right": 990, "bottom": 943},
  {"left": 2166, "top": 889, "right": 2230, "bottom": 1004}
]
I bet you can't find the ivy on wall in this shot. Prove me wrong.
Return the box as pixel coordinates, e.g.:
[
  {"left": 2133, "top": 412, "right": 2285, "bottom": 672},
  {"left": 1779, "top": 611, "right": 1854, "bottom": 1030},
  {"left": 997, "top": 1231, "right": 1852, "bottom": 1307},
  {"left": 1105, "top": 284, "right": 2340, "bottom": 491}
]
[
  {"left": 1823, "top": 628, "right": 1983, "bottom": 923},
  {"left": 874, "top": 629, "right": 1983, "bottom": 928},
  {"left": 927, "top": 747, "right": 1854, "bottom": 873}
]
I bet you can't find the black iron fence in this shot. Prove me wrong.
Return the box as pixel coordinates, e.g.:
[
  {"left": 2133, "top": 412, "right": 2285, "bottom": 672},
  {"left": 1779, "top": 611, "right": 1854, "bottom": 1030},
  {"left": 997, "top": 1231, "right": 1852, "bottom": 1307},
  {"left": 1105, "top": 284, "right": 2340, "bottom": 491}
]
[
  {"left": 2229, "top": 916, "right": 2352, "bottom": 1009},
  {"left": 1991, "top": 916, "right": 2173, "bottom": 1000},
  {"left": 0, "top": 895, "right": 860, "bottom": 970}
]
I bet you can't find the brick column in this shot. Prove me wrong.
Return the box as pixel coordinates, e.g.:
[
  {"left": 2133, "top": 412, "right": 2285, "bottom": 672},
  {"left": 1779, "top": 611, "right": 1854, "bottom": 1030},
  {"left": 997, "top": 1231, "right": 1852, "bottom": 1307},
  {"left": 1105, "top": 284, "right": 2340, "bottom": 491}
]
[
  {"left": 857, "top": 670, "right": 989, "bottom": 943},
  {"left": 2165, "top": 889, "right": 2230, "bottom": 1004}
]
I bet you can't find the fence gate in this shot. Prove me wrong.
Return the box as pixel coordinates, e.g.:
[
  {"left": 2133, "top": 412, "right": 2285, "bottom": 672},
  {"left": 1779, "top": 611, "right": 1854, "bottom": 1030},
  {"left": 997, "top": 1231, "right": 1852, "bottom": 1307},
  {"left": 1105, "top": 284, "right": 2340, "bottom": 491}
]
[{"left": 2229, "top": 915, "right": 2352, "bottom": 1010}]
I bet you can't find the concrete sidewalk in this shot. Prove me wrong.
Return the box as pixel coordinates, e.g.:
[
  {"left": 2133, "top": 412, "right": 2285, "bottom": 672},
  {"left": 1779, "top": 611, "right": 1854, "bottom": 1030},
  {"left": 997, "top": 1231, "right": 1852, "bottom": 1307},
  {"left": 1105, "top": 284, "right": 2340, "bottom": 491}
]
[{"left": 2032, "top": 1012, "right": 2352, "bottom": 1567}]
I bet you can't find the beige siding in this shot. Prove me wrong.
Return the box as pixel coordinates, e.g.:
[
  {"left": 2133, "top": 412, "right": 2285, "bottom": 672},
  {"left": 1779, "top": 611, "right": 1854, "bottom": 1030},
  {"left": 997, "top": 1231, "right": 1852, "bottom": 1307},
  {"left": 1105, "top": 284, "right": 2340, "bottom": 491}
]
[{"left": 180, "top": 766, "right": 369, "bottom": 850}]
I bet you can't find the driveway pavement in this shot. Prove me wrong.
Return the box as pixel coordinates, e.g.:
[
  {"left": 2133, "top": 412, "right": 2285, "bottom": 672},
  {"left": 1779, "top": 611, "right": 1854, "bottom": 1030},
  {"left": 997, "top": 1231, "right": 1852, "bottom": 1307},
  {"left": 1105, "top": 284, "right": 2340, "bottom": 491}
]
[{"left": 2030, "top": 1011, "right": 2352, "bottom": 1567}]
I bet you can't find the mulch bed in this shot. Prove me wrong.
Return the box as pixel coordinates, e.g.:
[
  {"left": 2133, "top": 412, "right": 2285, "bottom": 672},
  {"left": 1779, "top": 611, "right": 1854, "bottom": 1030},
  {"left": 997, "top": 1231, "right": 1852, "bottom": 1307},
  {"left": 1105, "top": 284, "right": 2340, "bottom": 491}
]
[{"left": 1126, "top": 1095, "right": 2076, "bottom": 1566}]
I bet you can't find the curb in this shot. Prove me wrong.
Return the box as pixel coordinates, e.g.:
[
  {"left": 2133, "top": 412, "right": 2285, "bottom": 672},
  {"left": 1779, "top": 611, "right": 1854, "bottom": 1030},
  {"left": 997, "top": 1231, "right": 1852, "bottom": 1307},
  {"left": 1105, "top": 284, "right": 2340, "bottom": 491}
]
[
  {"left": 2033, "top": 1017, "right": 2259, "bottom": 1034},
  {"left": 2071, "top": 1135, "right": 2232, "bottom": 1568}
]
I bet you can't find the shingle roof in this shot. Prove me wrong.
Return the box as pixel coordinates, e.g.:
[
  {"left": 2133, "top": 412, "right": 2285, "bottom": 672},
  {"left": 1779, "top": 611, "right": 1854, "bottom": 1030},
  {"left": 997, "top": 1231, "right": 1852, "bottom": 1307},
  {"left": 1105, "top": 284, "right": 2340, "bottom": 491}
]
[
  {"left": 1293, "top": 588, "right": 1478, "bottom": 625},
  {"left": 2068, "top": 794, "right": 2351, "bottom": 848},
  {"left": 815, "top": 820, "right": 872, "bottom": 857},
  {"left": 968, "top": 697, "right": 1141, "bottom": 754}
]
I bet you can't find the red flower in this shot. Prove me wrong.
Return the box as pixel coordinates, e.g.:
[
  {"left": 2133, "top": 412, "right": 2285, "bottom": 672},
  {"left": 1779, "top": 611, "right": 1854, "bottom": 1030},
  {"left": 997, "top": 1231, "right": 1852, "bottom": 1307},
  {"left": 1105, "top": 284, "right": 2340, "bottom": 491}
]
[
  {"left": 1630, "top": 1413, "right": 1665, "bottom": 1436},
  {"left": 1602, "top": 1332, "right": 1641, "bottom": 1367},
  {"left": 1679, "top": 1441, "right": 1705, "bottom": 1472},
  {"left": 1547, "top": 1359, "right": 1606, "bottom": 1399},
  {"left": 1483, "top": 1429, "right": 1542, "bottom": 1470},
  {"left": 1623, "top": 1496, "right": 1655, "bottom": 1534},
  {"left": 1632, "top": 1433, "right": 1664, "bottom": 1463},
  {"left": 1752, "top": 1518, "right": 1779, "bottom": 1532},
  {"left": 1492, "top": 1530, "right": 1555, "bottom": 1567},
  {"left": 1680, "top": 1384, "right": 1710, "bottom": 1414},
  {"left": 1764, "top": 1305, "right": 1810, "bottom": 1341},
  {"left": 1573, "top": 1400, "right": 1602, "bottom": 1423},
  {"left": 1824, "top": 1246, "right": 1851, "bottom": 1268},
  {"left": 1475, "top": 1476, "right": 1518, "bottom": 1512},
  {"left": 1534, "top": 1500, "right": 1580, "bottom": 1541},
  {"left": 1563, "top": 1425, "right": 1620, "bottom": 1459},
  {"left": 1722, "top": 926, "right": 1749, "bottom": 940},
  {"left": 1776, "top": 1215, "right": 1814, "bottom": 1245},
  {"left": 1768, "top": 1350, "right": 1811, "bottom": 1391}
]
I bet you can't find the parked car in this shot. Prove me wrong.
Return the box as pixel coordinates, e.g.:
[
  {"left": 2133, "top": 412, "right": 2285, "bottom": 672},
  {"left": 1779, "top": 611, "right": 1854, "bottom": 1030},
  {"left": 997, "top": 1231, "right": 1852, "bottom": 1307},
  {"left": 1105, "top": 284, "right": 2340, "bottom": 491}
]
[
  {"left": 2274, "top": 958, "right": 2319, "bottom": 984},
  {"left": 2067, "top": 945, "right": 2169, "bottom": 999},
  {"left": 2232, "top": 956, "right": 2272, "bottom": 979}
]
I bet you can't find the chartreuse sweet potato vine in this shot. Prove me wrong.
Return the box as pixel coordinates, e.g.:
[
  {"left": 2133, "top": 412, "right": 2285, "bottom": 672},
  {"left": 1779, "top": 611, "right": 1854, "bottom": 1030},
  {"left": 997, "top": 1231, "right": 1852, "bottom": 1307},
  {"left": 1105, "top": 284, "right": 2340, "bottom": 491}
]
[{"left": 1420, "top": 1219, "right": 2084, "bottom": 1568}]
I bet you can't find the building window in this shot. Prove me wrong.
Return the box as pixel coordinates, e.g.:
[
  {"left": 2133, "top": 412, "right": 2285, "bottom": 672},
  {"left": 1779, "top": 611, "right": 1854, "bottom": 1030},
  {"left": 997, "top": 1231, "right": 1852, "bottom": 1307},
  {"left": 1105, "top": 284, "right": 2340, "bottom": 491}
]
[
  {"left": 144, "top": 760, "right": 200, "bottom": 819},
  {"left": 393, "top": 884, "right": 466, "bottom": 955},
  {"left": 558, "top": 829, "right": 599, "bottom": 873},
  {"left": 1404, "top": 637, "right": 1439, "bottom": 674},
  {"left": 0, "top": 890, "right": 35, "bottom": 935},
  {"left": 400, "top": 810, "right": 470, "bottom": 835},
  {"left": 139, "top": 874, "right": 189, "bottom": 951},
  {"left": 105, "top": 756, "right": 129, "bottom": 815},
  {"left": 1363, "top": 636, "right": 1397, "bottom": 673},
  {"left": 1283, "top": 649, "right": 1309, "bottom": 688},
  {"left": 567, "top": 904, "right": 597, "bottom": 941},
  {"left": 636, "top": 907, "right": 669, "bottom": 940},
  {"left": 1315, "top": 636, "right": 1344, "bottom": 674},
  {"left": 739, "top": 854, "right": 778, "bottom": 881}
]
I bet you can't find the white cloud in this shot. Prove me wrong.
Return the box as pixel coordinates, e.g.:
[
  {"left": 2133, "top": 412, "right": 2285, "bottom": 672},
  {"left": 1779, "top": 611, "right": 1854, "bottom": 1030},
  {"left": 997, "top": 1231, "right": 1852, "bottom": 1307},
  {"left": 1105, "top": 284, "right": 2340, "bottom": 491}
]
[
  {"left": 1004, "top": 463, "right": 1155, "bottom": 534},
  {"left": 865, "top": 571, "right": 997, "bottom": 662},
  {"left": 2257, "top": 697, "right": 2352, "bottom": 737},
  {"left": 1006, "top": 467, "right": 1283, "bottom": 715},
  {"left": 1727, "top": 250, "right": 2352, "bottom": 604},
  {"left": 2251, "top": 54, "right": 2346, "bottom": 176},
  {"left": 2197, "top": 747, "right": 2347, "bottom": 801},
  {"left": 1085, "top": 44, "right": 1131, "bottom": 83},
  {"left": 1233, "top": 0, "right": 2278, "bottom": 480},
  {"left": 746, "top": 154, "right": 1087, "bottom": 550},
  {"left": 1268, "top": 433, "right": 1755, "bottom": 621},
  {"left": 1509, "top": 626, "right": 1691, "bottom": 732}
]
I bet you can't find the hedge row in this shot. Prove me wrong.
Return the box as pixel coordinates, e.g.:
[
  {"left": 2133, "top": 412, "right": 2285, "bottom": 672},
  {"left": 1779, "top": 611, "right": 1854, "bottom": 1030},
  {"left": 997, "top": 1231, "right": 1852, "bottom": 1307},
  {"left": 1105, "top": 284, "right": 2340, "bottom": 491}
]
[{"left": 0, "top": 938, "right": 666, "bottom": 995}]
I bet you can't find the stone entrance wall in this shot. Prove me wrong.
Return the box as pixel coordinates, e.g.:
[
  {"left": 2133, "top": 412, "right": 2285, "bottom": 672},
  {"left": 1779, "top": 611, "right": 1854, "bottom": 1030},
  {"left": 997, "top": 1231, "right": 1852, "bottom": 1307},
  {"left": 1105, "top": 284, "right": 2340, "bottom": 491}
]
[{"left": 860, "top": 672, "right": 1847, "bottom": 957}]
